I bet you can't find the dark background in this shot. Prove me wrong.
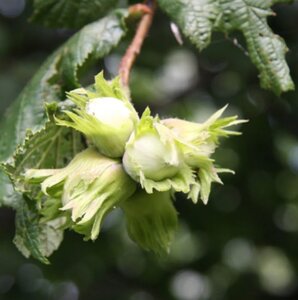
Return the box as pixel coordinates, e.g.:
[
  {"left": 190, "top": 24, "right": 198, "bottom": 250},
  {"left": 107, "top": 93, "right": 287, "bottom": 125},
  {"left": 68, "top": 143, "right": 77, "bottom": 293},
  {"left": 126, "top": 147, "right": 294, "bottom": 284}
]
[{"left": 1, "top": 1, "right": 298, "bottom": 299}]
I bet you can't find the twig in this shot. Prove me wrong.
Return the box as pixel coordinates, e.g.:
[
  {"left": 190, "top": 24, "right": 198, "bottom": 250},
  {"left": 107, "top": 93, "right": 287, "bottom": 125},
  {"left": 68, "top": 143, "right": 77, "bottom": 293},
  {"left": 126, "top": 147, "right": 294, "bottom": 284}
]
[
  {"left": 119, "top": 0, "right": 156, "bottom": 87},
  {"left": 129, "top": 3, "right": 152, "bottom": 15}
]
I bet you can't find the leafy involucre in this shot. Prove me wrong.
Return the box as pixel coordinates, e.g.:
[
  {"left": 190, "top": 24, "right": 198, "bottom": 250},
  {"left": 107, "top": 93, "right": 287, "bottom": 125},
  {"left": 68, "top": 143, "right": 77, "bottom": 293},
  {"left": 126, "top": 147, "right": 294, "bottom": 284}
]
[
  {"left": 123, "top": 108, "right": 195, "bottom": 194},
  {"left": 31, "top": 0, "right": 119, "bottom": 28},
  {"left": 55, "top": 73, "right": 139, "bottom": 158},
  {"left": 158, "top": 0, "right": 294, "bottom": 94},
  {"left": 162, "top": 105, "right": 246, "bottom": 204},
  {"left": 0, "top": 11, "right": 128, "bottom": 207},
  {"left": 121, "top": 190, "right": 178, "bottom": 255},
  {"left": 25, "top": 148, "right": 137, "bottom": 241}
]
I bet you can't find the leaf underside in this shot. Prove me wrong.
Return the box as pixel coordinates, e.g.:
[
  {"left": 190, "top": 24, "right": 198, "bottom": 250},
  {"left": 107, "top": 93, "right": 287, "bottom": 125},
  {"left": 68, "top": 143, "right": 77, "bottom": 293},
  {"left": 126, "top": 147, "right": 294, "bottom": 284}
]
[{"left": 157, "top": 0, "right": 294, "bottom": 95}]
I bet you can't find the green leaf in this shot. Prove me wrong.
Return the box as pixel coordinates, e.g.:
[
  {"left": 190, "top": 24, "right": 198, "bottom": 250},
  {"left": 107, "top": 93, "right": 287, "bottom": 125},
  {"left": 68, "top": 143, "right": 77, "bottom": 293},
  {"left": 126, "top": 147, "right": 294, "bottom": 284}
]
[
  {"left": 14, "top": 196, "right": 64, "bottom": 264},
  {"left": 3, "top": 104, "right": 84, "bottom": 201},
  {"left": 218, "top": 0, "right": 294, "bottom": 94},
  {"left": 30, "top": 0, "right": 119, "bottom": 29},
  {"left": 158, "top": 0, "right": 219, "bottom": 51},
  {"left": 158, "top": 0, "right": 294, "bottom": 94},
  {"left": 0, "top": 11, "right": 128, "bottom": 207}
]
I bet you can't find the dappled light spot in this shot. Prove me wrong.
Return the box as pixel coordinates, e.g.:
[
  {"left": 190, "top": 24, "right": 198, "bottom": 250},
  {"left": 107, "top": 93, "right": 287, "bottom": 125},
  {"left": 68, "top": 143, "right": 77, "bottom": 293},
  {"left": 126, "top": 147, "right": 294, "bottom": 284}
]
[
  {"left": 274, "top": 204, "right": 298, "bottom": 232},
  {"left": 0, "top": 0, "right": 25, "bottom": 18},
  {"left": 222, "top": 238, "right": 255, "bottom": 271},
  {"left": 256, "top": 247, "right": 295, "bottom": 296},
  {"left": 170, "top": 270, "right": 211, "bottom": 300}
]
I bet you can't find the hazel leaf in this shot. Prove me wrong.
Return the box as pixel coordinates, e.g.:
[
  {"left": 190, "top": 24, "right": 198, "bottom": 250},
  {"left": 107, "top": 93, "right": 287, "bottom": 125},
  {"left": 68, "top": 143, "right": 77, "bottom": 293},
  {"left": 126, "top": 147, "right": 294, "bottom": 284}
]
[
  {"left": 14, "top": 197, "right": 64, "bottom": 264},
  {"left": 30, "top": 0, "right": 119, "bottom": 29},
  {"left": 157, "top": 0, "right": 294, "bottom": 94}
]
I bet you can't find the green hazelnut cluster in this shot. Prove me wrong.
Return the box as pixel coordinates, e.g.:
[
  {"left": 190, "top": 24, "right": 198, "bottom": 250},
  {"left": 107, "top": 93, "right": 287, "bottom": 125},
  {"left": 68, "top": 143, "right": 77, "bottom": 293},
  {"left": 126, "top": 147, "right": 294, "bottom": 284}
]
[{"left": 25, "top": 72, "right": 246, "bottom": 254}]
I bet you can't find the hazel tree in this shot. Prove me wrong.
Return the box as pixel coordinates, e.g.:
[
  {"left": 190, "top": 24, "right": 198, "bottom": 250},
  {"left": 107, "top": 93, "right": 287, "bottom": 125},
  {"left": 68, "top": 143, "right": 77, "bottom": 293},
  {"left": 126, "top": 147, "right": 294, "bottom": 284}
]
[{"left": 0, "top": 0, "right": 293, "bottom": 263}]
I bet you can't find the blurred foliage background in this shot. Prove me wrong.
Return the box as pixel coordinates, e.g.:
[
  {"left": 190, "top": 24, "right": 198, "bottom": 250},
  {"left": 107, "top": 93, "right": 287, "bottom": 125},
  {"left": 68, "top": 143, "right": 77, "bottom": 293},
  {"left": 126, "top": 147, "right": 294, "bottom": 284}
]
[{"left": 1, "top": 1, "right": 298, "bottom": 300}]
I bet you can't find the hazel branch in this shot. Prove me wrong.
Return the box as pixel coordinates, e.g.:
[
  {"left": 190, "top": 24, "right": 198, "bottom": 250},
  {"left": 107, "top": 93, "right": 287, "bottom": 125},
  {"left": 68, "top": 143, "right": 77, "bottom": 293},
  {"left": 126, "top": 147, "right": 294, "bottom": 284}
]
[{"left": 119, "top": 0, "right": 156, "bottom": 87}]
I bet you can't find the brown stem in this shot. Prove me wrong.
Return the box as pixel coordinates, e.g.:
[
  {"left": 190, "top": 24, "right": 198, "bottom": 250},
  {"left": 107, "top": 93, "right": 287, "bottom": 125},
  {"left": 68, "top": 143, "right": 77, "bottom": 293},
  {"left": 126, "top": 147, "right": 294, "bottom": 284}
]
[
  {"left": 129, "top": 3, "right": 152, "bottom": 15},
  {"left": 119, "top": 0, "right": 156, "bottom": 87}
]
